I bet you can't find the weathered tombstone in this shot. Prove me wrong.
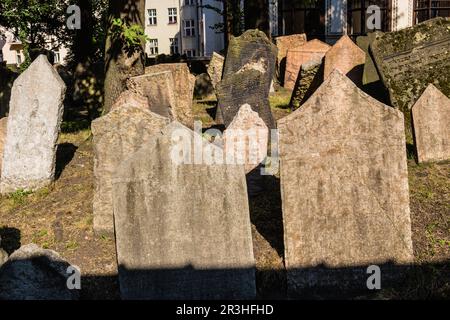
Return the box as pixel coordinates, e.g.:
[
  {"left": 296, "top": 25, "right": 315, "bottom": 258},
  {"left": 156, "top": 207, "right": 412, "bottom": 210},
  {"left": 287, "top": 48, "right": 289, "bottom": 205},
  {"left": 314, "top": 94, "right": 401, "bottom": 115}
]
[
  {"left": 194, "top": 73, "right": 215, "bottom": 100},
  {"left": 216, "top": 29, "right": 276, "bottom": 129},
  {"left": 284, "top": 39, "right": 330, "bottom": 90},
  {"left": 0, "top": 244, "right": 79, "bottom": 300},
  {"left": 0, "top": 117, "right": 6, "bottom": 174},
  {"left": 356, "top": 32, "right": 381, "bottom": 85},
  {"left": 207, "top": 52, "right": 225, "bottom": 89},
  {"left": 112, "top": 122, "right": 256, "bottom": 300},
  {"left": 91, "top": 92, "right": 170, "bottom": 236},
  {"left": 127, "top": 71, "right": 176, "bottom": 119},
  {"left": 109, "top": 89, "right": 149, "bottom": 112},
  {"left": 0, "top": 55, "right": 66, "bottom": 194},
  {"left": 412, "top": 84, "right": 450, "bottom": 163},
  {"left": 323, "top": 35, "right": 366, "bottom": 85},
  {"left": 275, "top": 34, "right": 307, "bottom": 83},
  {"left": 145, "top": 63, "right": 195, "bottom": 128},
  {"left": 371, "top": 17, "right": 450, "bottom": 114},
  {"left": 278, "top": 70, "right": 413, "bottom": 296},
  {"left": 289, "top": 56, "right": 322, "bottom": 109}
]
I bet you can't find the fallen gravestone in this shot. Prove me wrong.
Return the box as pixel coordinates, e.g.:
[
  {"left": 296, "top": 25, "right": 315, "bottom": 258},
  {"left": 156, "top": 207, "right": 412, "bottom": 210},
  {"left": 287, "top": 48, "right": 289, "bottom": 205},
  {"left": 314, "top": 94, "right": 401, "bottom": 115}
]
[
  {"left": 216, "top": 29, "right": 276, "bottom": 129},
  {"left": 145, "top": 63, "right": 195, "bottom": 128},
  {"left": 0, "top": 117, "right": 6, "bottom": 173},
  {"left": 412, "top": 84, "right": 450, "bottom": 163},
  {"left": 0, "top": 244, "right": 79, "bottom": 300},
  {"left": 112, "top": 122, "right": 256, "bottom": 300},
  {"left": 289, "top": 56, "right": 322, "bottom": 109},
  {"left": 275, "top": 34, "right": 307, "bottom": 84},
  {"left": 284, "top": 39, "right": 330, "bottom": 90},
  {"left": 371, "top": 17, "right": 450, "bottom": 114},
  {"left": 194, "top": 73, "right": 215, "bottom": 100},
  {"left": 323, "top": 35, "right": 366, "bottom": 85},
  {"left": 0, "top": 55, "right": 66, "bottom": 194},
  {"left": 207, "top": 52, "right": 225, "bottom": 89},
  {"left": 127, "top": 71, "right": 176, "bottom": 119},
  {"left": 278, "top": 70, "right": 413, "bottom": 297},
  {"left": 91, "top": 91, "right": 170, "bottom": 236}
]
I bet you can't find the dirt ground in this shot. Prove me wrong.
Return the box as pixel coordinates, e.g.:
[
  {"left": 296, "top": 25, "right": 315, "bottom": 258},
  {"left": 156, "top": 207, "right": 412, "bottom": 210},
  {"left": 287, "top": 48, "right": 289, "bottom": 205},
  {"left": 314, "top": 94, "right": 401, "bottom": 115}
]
[{"left": 0, "top": 93, "right": 448, "bottom": 299}]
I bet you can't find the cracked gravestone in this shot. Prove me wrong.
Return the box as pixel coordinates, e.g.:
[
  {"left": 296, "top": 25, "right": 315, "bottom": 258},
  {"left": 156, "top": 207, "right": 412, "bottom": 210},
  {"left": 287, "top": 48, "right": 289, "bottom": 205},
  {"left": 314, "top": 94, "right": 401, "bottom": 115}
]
[
  {"left": 91, "top": 92, "right": 170, "bottom": 236},
  {"left": 284, "top": 39, "right": 330, "bottom": 90},
  {"left": 145, "top": 63, "right": 195, "bottom": 128},
  {"left": 412, "top": 84, "right": 450, "bottom": 163},
  {"left": 278, "top": 70, "right": 413, "bottom": 297},
  {"left": 216, "top": 29, "right": 276, "bottom": 129},
  {"left": 0, "top": 55, "right": 66, "bottom": 194},
  {"left": 371, "top": 17, "right": 450, "bottom": 114},
  {"left": 127, "top": 71, "right": 176, "bottom": 119},
  {"left": 112, "top": 122, "right": 256, "bottom": 300},
  {"left": 207, "top": 52, "right": 225, "bottom": 89}
]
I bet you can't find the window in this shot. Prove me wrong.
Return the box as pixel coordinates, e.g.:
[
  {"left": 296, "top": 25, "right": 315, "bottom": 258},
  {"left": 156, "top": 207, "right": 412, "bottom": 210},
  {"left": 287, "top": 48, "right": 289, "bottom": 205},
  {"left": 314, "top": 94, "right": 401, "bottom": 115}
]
[
  {"left": 280, "top": 0, "right": 325, "bottom": 37},
  {"left": 347, "top": 0, "right": 391, "bottom": 37},
  {"left": 184, "top": 49, "right": 196, "bottom": 57},
  {"left": 184, "top": 0, "right": 196, "bottom": 6},
  {"left": 168, "top": 8, "right": 178, "bottom": 24},
  {"left": 170, "top": 38, "right": 179, "bottom": 55},
  {"left": 16, "top": 51, "right": 22, "bottom": 65},
  {"left": 148, "top": 39, "right": 159, "bottom": 56},
  {"left": 414, "top": 0, "right": 450, "bottom": 24},
  {"left": 54, "top": 51, "right": 61, "bottom": 63},
  {"left": 183, "top": 20, "right": 196, "bottom": 37},
  {"left": 148, "top": 9, "right": 157, "bottom": 25}
]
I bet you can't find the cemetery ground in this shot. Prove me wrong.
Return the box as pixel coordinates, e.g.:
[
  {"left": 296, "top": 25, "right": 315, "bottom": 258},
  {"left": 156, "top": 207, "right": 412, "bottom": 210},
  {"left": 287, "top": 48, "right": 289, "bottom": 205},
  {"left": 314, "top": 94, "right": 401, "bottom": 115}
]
[{"left": 0, "top": 90, "right": 448, "bottom": 300}]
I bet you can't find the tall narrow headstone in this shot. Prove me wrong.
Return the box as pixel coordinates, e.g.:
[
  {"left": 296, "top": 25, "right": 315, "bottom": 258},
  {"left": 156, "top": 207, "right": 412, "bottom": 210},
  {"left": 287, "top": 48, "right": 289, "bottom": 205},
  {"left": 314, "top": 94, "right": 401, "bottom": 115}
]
[
  {"left": 127, "top": 71, "right": 176, "bottom": 119},
  {"left": 412, "top": 84, "right": 450, "bottom": 163},
  {"left": 91, "top": 91, "right": 170, "bottom": 236},
  {"left": 113, "top": 122, "right": 256, "bottom": 300},
  {"left": 289, "top": 56, "right": 323, "bottom": 109},
  {"left": 279, "top": 70, "right": 413, "bottom": 296},
  {"left": 0, "top": 55, "right": 66, "bottom": 194},
  {"left": 323, "top": 35, "right": 366, "bottom": 85},
  {"left": 207, "top": 52, "right": 225, "bottom": 89},
  {"left": 216, "top": 30, "right": 276, "bottom": 129},
  {"left": 284, "top": 39, "right": 330, "bottom": 90},
  {"left": 145, "top": 63, "right": 195, "bottom": 128},
  {"left": 371, "top": 17, "right": 450, "bottom": 114}
]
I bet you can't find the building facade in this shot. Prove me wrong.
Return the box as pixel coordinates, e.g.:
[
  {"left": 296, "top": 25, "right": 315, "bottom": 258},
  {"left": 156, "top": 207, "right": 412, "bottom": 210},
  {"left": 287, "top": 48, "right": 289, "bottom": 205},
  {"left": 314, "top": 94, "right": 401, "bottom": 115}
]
[
  {"left": 145, "top": 0, "right": 225, "bottom": 58},
  {"left": 275, "top": 0, "right": 450, "bottom": 43}
]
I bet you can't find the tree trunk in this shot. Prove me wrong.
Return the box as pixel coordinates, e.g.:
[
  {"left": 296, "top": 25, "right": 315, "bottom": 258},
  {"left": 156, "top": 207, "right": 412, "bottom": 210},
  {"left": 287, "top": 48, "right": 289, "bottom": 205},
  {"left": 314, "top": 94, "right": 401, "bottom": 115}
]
[
  {"left": 103, "top": 0, "right": 145, "bottom": 114},
  {"left": 244, "top": 0, "right": 270, "bottom": 38}
]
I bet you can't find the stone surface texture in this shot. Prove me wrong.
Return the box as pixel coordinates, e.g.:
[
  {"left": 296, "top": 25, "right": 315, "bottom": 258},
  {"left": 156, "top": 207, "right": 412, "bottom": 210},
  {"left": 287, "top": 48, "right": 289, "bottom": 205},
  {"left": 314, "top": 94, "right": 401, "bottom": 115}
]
[
  {"left": 91, "top": 96, "right": 170, "bottom": 236},
  {"left": 207, "top": 52, "right": 225, "bottom": 89},
  {"left": 112, "top": 122, "right": 256, "bottom": 300},
  {"left": 412, "top": 84, "right": 450, "bottom": 163},
  {"left": 0, "top": 117, "right": 7, "bottom": 174},
  {"left": 0, "top": 55, "right": 66, "bottom": 194},
  {"left": 278, "top": 70, "right": 413, "bottom": 295},
  {"left": 289, "top": 57, "right": 322, "bottom": 109}
]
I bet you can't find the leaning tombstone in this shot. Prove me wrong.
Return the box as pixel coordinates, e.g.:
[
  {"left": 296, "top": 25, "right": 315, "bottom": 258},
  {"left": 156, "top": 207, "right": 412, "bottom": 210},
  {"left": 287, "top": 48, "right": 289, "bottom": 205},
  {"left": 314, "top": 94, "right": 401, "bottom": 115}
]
[
  {"left": 112, "top": 122, "right": 256, "bottom": 300},
  {"left": 283, "top": 39, "right": 330, "bottom": 90},
  {"left": 371, "top": 17, "right": 450, "bottom": 114},
  {"left": 412, "top": 84, "right": 450, "bottom": 164},
  {"left": 91, "top": 91, "right": 170, "bottom": 236},
  {"left": 0, "top": 55, "right": 66, "bottom": 194},
  {"left": 145, "top": 63, "right": 195, "bottom": 128},
  {"left": 323, "top": 35, "right": 366, "bottom": 85},
  {"left": 216, "top": 30, "right": 276, "bottom": 129},
  {"left": 278, "top": 70, "right": 414, "bottom": 297},
  {"left": 289, "top": 56, "right": 322, "bottom": 110},
  {"left": 207, "top": 52, "right": 225, "bottom": 89}
]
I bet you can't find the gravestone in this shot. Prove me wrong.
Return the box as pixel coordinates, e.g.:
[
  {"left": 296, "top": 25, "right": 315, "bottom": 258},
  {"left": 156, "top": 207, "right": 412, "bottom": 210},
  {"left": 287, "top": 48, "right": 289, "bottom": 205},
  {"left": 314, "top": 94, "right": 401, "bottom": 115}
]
[
  {"left": 112, "top": 122, "right": 256, "bottom": 300},
  {"left": 194, "top": 73, "right": 215, "bottom": 100},
  {"left": 289, "top": 56, "right": 322, "bottom": 110},
  {"left": 0, "top": 117, "right": 6, "bottom": 174},
  {"left": 91, "top": 92, "right": 170, "bottom": 236},
  {"left": 412, "top": 84, "right": 450, "bottom": 163},
  {"left": 284, "top": 39, "right": 330, "bottom": 90},
  {"left": 0, "top": 55, "right": 66, "bottom": 194},
  {"left": 207, "top": 52, "right": 225, "bottom": 89},
  {"left": 109, "top": 89, "right": 149, "bottom": 112},
  {"left": 127, "top": 71, "right": 176, "bottom": 119},
  {"left": 356, "top": 32, "right": 381, "bottom": 85},
  {"left": 278, "top": 70, "right": 413, "bottom": 296},
  {"left": 371, "top": 17, "right": 450, "bottom": 114},
  {"left": 275, "top": 34, "right": 307, "bottom": 83},
  {"left": 323, "top": 35, "right": 366, "bottom": 85},
  {"left": 145, "top": 63, "right": 195, "bottom": 128},
  {"left": 216, "top": 29, "right": 276, "bottom": 129}
]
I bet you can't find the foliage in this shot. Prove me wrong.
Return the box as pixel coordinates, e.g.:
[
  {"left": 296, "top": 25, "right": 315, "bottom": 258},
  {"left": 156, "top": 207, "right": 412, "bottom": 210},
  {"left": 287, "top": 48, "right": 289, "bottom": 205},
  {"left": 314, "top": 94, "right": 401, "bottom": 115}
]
[{"left": 110, "top": 18, "right": 148, "bottom": 53}]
